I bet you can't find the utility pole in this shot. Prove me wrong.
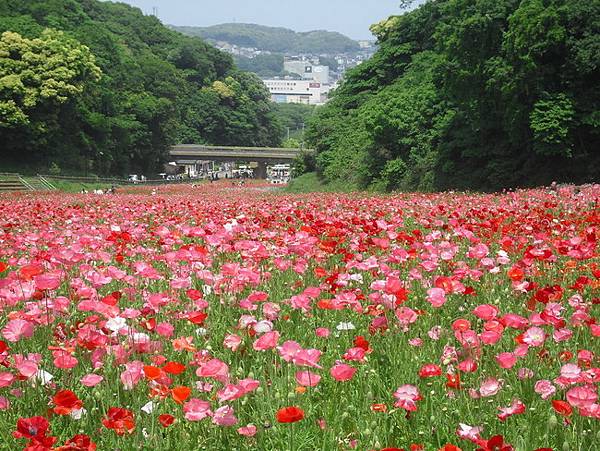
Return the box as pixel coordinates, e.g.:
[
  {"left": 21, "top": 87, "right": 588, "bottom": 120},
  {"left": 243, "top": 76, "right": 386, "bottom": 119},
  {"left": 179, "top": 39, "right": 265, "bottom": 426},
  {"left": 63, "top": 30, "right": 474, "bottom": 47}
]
[{"left": 287, "top": 127, "right": 290, "bottom": 141}]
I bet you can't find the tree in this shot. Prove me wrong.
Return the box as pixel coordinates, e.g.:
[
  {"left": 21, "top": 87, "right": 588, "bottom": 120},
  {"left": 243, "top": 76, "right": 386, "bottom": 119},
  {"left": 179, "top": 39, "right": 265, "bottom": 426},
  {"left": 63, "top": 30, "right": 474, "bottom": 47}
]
[{"left": 0, "top": 29, "right": 100, "bottom": 127}]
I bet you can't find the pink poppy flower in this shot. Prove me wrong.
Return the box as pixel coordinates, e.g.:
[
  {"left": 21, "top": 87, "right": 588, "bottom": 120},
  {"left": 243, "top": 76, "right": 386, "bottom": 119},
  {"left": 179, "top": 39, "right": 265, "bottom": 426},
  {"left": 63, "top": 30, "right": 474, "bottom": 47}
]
[
  {"left": 196, "top": 359, "right": 230, "bottom": 384},
  {"left": 426, "top": 287, "right": 446, "bottom": 308},
  {"left": 0, "top": 396, "right": 9, "bottom": 410},
  {"left": 315, "top": 327, "right": 330, "bottom": 338},
  {"left": 393, "top": 384, "right": 421, "bottom": 411},
  {"left": 534, "top": 380, "right": 556, "bottom": 400},
  {"left": 223, "top": 334, "right": 242, "bottom": 351},
  {"left": 522, "top": 327, "right": 545, "bottom": 347},
  {"left": 15, "top": 360, "right": 38, "bottom": 378},
  {"left": 237, "top": 424, "right": 257, "bottom": 437},
  {"left": 2, "top": 319, "right": 34, "bottom": 343},
  {"left": 566, "top": 385, "right": 598, "bottom": 408},
  {"left": 252, "top": 330, "right": 280, "bottom": 351},
  {"left": 496, "top": 352, "right": 517, "bottom": 369},
  {"left": 296, "top": 371, "right": 321, "bottom": 387},
  {"left": 212, "top": 405, "right": 237, "bottom": 426},
  {"left": 497, "top": 399, "right": 525, "bottom": 421},
  {"left": 0, "top": 372, "right": 15, "bottom": 388},
  {"left": 80, "top": 374, "right": 104, "bottom": 387},
  {"left": 472, "top": 304, "right": 498, "bottom": 321},
  {"left": 479, "top": 378, "right": 501, "bottom": 397},
  {"left": 183, "top": 398, "right": 212, "bottom": 421},
  {"left": 330, "top": 363, "right": 356, "bottom": 382}
]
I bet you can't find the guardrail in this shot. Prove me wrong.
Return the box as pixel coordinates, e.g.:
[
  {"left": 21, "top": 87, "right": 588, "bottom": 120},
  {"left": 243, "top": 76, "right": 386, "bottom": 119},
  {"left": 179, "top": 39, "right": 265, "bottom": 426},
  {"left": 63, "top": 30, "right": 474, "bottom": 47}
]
[{"left": 39, "top": 174, "right": 198, "bottom": 186}]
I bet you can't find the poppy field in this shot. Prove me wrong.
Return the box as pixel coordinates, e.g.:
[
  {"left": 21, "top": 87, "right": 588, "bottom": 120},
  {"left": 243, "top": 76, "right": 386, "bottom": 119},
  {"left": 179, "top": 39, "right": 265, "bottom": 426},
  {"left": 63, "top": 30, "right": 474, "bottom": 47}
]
[{"left": 0, "top": 183, "right": 598, "bottom": 451}]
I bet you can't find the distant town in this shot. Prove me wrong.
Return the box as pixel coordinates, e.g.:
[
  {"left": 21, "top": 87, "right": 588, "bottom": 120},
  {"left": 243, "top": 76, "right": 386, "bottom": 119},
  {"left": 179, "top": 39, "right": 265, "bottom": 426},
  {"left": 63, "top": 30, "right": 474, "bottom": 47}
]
[
  {"left": 212, "top": 41, "right": 376, "bottom": 105},
  {"left": 172, "top": 23, "right": 377, "bottom": 106}
]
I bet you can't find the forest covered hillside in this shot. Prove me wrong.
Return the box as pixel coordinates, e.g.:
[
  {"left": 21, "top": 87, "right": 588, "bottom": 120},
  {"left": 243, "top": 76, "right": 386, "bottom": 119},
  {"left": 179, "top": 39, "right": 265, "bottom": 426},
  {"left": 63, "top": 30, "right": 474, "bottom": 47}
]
[
  {"left": 0, "top": 0, "right": 282, "bottom": 175},
  {"left": 172, "top": 23, "right": 361, "bottom": 54},
  {"left": 306, "top": 0, "right": 600, "bottom": 191}
]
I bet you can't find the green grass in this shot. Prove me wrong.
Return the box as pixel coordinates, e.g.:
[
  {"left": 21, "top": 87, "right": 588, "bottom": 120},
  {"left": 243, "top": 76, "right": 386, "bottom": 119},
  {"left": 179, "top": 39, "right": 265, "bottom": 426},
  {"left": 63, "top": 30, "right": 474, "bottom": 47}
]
[
  {"left": 286, "top": 172, "right": 359, "bottom": 193},
  {"left": 45, "top": 179, "right": 117, "bottom": 193}
]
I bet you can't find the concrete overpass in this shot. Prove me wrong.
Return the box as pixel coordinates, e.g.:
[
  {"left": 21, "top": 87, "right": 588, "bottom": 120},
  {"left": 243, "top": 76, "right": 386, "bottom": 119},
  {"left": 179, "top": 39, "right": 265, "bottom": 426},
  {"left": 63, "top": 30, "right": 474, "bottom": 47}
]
[{"left": 169, "top": 145, "right": 314, "bottom": 178}]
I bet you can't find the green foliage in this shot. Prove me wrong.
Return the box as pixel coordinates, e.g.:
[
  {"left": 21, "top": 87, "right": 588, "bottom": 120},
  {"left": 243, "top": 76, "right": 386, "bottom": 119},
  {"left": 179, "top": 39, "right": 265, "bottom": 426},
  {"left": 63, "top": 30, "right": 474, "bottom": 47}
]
[
  {"left": 530, "top": 93, "right": 575, "bottom": 156},
  {"left": 307, "top": 0, "right": 600, "bottom": 191},
  {"left": 173, "top": 23, "right": 360, "bottom": 54},
  {"left": 0, "top": 29, "right": 100, "bottom": 126},
  {"left": 235, "top": 53, "right": 284, "bottom": 77},
  {"left": 0, "top": 0, "right": 282, "bottom": 175}
]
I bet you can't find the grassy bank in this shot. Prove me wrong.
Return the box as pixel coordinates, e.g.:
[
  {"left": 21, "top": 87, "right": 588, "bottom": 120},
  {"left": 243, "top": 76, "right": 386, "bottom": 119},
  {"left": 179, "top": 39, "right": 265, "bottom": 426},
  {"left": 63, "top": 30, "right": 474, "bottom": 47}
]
[{"left": 286, "top": 172, "right": 359, "bottom": 193}]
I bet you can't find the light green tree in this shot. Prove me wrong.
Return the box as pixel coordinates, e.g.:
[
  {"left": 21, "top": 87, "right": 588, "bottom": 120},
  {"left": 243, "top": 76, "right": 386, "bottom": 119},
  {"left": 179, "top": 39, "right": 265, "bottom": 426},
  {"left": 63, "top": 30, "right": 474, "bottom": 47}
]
[{"left": 0, "top": 29, "right": 101, "bottom": 127}]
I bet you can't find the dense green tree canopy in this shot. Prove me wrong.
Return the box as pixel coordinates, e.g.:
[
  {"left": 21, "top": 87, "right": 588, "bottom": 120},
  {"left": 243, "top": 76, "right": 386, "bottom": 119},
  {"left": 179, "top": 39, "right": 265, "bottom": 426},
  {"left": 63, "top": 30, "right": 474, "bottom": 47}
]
[
  {"left": 307, "top": 0, "right": 599, "bottom": 191},
  {"left": 0, "top": 0, "right": 282, "bottom": 175},
  {"left": 172, "top": 23, "right": 360, "bottom": 54}
]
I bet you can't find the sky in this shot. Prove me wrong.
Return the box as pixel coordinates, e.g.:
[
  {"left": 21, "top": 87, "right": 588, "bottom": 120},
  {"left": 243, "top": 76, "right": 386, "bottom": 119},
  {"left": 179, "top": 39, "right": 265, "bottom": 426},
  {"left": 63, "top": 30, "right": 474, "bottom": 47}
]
[{"left": 111, "top": 0, "right": 423, "bottom": 40}]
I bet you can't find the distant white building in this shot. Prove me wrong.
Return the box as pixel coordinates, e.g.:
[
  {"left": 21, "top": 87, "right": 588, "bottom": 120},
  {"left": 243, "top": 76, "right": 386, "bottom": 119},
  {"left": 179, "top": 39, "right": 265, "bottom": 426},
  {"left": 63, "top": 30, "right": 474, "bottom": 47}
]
[
  {"left": 284, "top": 60, "right": 330, "bottom": 85},
  {"left": 263, "top": 79, "right": 330, "bottom": 105}
]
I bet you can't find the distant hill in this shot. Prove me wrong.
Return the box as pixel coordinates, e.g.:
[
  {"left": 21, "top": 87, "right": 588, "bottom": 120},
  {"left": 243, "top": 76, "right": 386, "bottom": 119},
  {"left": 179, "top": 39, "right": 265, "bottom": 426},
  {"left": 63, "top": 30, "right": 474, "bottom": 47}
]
[{"left": 171, "top": 23, "right": 361, "bottom": 54}]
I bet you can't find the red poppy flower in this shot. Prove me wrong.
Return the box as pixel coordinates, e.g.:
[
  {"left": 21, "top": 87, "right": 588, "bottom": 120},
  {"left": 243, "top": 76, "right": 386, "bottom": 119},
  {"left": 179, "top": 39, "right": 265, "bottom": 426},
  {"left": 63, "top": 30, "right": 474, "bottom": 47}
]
[
  {"left": 0, "top": 262, "right": 7, "bottom": 272},
  {"left": 158, "top": 414, "right": 175, "bottom": 427},
  {"left": 54, "top": 434, "right": 97, "bottom": 451},
  {"left": 102, "top": 407, "right": 135, "bottom": 435},
  {"left": 52, "top": 390, "right": 83, "bottom": 415},
  {"left": 446, "top": 373, "right": 461, "bottom": 389},
  {"left": 143, "top": 365, "right": 161, "bottom": 380},
  {"left": 439, "top": 445, "right": 462, "bottom": 451},
  {"left": 13, "top": 416, "right": 57, "bottom": 448},
  {"left": 419, "top": 364, "right": 442, "bottom": 378},
  {"left": 476, "top": 435, "right": 514, "bottom": 451},
  {"left": 163, "top": 361, "right": 186, "bottom": 375},
  {"left": 276, "top": 406, "right": 305, "bottom": 423},
  {"left": 551, "top": 400, "right": 573, "bottom": 416},
  {"left": 188, "top": 311, "right": 208, "bottom": 325},
  {"left": 171, "top": 386, "right": 192, "bottom": 404},
  {"left": 354, "top": 335, "right": 370, "bottom": 352},
  {"left": 370, "top": 403, "right": 387, "bottom": 412}
]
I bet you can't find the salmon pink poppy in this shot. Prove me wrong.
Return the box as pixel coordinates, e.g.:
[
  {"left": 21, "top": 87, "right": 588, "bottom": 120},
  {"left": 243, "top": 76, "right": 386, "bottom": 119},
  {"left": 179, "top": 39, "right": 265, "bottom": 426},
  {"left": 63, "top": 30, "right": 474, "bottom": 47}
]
[
  {"left": 80, "top": 374, "right": 103, "bottom": 387},
  {"left": 296, "top": 370, "right": 321, "bottom": 387},
  {"left": 183, "top": 398, "right": 212, "bottom": 421},
  {"left": 237, "top": 424, "right": 257, "bottom": 437},
  {"left": 330, "top": 363, "right": 356, "bottom": 382},
  {"left": 253, "top": 330, "right": 280, "bottom": 351},
  {"left": 276, "top": 406, "right": 304, "bottom": 423}
]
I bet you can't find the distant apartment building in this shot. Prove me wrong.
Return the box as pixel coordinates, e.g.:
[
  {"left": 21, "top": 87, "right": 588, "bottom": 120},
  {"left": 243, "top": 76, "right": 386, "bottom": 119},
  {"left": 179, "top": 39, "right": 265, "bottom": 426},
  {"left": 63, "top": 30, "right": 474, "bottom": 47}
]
[
  {"left": 263, "top": 79, "right": 329, "bottom": 105},
  {"left": 283, "top": 60, "right": 330, "bottom": 85}
]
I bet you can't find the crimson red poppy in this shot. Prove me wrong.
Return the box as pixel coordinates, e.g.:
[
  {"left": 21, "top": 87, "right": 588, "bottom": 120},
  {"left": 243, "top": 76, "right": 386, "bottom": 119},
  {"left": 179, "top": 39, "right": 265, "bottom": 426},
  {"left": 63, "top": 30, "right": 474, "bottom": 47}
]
[
  {"left": 276, "top": 406, "right": 305, "bottom": 423},
  {"left": 102, "top": 407, "right": 135, "bottom": 435},
  {"left": 446, "top": 373, "right": 461, "bottom": 389},
  {"left": 158, "top": 414, "right": 175, "bottom": 427},
  {"left": 52, "top": 390, "right": 83, "bottom": 415},
  {"left": 439, "top": 445, "right": 462, "bottom": 451},
  {"left": 13, "top": 416, "right": 57, "bottom": 448},
  {"left": 551, "top": 399, "right": 573, "bottom": 416},
  {"left": 476, "top": 435, "right": 514, "bottom": 451},
  {"left": 354, "top": 335, "right": 370, "bottom": 351},
  {"left": 54, "top": 434, "right": 97, "bottom": 451},
  {"left": 0, "top": 261, "right": 7, "bottom": 272},
  {"left": 188, "top": 311, "right": 208, "bottom": 325}
]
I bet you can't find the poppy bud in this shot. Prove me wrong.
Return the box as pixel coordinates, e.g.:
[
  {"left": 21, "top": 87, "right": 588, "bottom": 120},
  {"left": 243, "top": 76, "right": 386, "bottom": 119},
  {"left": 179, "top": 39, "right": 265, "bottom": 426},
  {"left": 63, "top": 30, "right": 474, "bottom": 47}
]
[{"left": 562, "top": 441, "right": 570, "bottom": 451}]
